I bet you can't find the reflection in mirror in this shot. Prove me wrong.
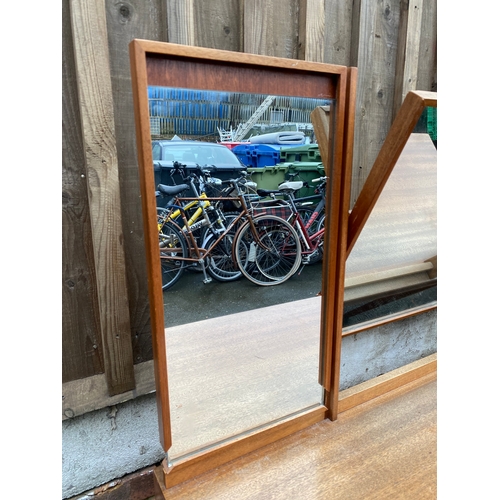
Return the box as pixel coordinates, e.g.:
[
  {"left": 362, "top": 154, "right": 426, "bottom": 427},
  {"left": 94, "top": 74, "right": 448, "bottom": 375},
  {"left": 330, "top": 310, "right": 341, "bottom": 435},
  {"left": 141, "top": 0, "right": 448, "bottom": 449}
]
[
  {"left": 343, "top": 106, "right": 437, "bottom": 329},
  {"left": 149, "top": 87, "right": 333, "bottom": 459}
]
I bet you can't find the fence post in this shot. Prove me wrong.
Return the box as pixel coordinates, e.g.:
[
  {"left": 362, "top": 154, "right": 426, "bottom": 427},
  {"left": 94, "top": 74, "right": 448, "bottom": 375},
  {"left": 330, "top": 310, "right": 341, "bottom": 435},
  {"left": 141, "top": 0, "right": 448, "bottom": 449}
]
[
  {"left": 69, "top": 0, "right": 135, "bottom": 396},
  {"left": 392, "top": 0, "right": 424, "bottom": 119}
]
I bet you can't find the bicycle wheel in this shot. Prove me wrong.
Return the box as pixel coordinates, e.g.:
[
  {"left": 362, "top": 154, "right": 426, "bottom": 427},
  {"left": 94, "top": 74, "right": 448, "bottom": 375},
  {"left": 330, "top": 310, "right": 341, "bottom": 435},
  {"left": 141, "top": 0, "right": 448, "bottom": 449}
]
[
  {"left": 202, "top": 211, "right": 245, "bottom": 282},
  {"left": 159, "top": 222, "right": 188, "bottom": 290},
  {"left": 234, "top": 215, "right": 302, "bottom": 286},
  {"left": 204, "top": 232, "right": 243, "bottom": 282}
]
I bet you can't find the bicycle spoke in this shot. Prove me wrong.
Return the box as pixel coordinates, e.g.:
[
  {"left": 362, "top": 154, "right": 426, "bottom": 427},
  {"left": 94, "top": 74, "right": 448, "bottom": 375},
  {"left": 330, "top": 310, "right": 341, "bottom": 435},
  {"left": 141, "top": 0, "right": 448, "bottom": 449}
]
[
  {"left": 235, "top": 215, "right": 301, "bottom": 286},
  {"left": 159, "top": 222, "right": 188, "bottom": 290},
  {"left": 205, "top": 233, "right": 242, "bottom": 282}
]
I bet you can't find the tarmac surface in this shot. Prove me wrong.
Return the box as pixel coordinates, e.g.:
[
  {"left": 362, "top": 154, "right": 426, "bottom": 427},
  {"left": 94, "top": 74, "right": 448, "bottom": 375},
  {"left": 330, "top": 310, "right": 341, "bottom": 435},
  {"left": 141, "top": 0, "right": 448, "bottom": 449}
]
[{"left": 162, "top": 261, "right": 323, "bottom": 328}]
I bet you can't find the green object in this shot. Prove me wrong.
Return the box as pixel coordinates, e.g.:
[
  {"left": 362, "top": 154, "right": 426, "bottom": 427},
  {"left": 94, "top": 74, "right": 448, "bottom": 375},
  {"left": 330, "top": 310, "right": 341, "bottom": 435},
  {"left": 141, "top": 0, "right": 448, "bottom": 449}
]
[
  {"left": 285, "top": 162, "right": 325, "bottom": 197},
  {"left": 247, "top": 165, "right": 290, "bottom": 191},
  {"left": 280, "top": 144, "right": 322, "bottom": 163},
  {"left": 427, "top": 107, "right": 437, "bottom": 143},
  {"left": 247, "top": 159, "right": 325, "bottom": 198}
]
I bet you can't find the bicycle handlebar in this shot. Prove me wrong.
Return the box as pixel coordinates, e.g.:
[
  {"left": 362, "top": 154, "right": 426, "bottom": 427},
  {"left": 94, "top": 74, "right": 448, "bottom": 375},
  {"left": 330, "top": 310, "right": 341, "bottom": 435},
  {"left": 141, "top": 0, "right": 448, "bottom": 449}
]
[{"left": 165, "top": 162, "right": 252, "bottom": 194}]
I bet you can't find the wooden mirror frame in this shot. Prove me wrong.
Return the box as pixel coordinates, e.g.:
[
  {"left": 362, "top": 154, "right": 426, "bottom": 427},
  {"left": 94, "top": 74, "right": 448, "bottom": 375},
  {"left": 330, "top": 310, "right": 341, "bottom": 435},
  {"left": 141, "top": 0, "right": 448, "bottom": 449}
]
[{"left": 129, "top": 40, "right": 357, "bottom": 488}]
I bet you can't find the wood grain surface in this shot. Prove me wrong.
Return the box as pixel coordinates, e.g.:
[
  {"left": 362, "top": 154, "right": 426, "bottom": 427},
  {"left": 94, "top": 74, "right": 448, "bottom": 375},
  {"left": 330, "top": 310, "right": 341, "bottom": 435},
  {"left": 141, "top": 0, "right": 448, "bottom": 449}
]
[
  {"left": 244, "top": 0, "right": 300, "bottom": 58},
  {"left": 104, "top": 0, "right": 166, "bottom": 366},
  {"left": 70, "top": 0, "right": 135, "bottom": 395},
  {"left": 351, "top": 0, "right": 402, "bottom": 200},
  {"left": 155, "top": 374, "right": 436, "bottom": 499},
  {"left": 298, "top": 0, "right": 325, "bottom": 62},
  {"left": 62, "top": 0, "right": 103, "bottom": 382},
  {"left": 393, "top": 0, "right": 423, "bottom": 117},
  {"left": 193, "top": 0, "right": 243, "bottom": 51}
]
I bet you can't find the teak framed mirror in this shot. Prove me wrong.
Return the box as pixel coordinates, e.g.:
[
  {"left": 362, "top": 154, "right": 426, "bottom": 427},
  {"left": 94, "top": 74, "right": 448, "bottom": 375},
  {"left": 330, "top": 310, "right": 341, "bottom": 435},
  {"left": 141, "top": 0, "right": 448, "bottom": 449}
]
[{"left": 129, "top": 40, "right": 357, "bottom": 488}]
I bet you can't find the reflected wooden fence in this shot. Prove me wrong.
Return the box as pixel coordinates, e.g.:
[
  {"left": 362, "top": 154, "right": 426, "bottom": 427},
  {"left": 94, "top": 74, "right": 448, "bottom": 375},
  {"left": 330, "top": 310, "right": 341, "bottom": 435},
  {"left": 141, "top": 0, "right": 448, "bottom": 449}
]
[{"left": 62, "top": 0, "right": 436, "bottom": 413}]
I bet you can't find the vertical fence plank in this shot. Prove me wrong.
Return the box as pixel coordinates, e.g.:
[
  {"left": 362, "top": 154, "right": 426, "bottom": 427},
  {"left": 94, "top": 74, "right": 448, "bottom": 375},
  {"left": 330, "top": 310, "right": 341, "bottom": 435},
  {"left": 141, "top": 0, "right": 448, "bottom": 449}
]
[
  {"left": 62, "top": 0, "right": 104, "bottom": 382},
  {"left": 105, "top": 0, "right": 166, "bottom": 365},
  {"left": 69, "top": 0, "right": 135, "bottom": 396},
  {"left": 323, "top": 0, "right": 353, "bottom": 66},
  {"left": 166, "top": 0, "right": 195, "bottom": 45},
  {"left": 194, "top": 0, "right": 243, "bottom": 51},
  {"left": 392, "top": 0, "right": 423, "bottom": 118},
  {"left": 401, "top": 0, "right": 423, "bottom": 97},
  {"left": 393, "top": 0, "right": 410, "bottom": 117},
  {"left": 350, "top": 0, "right": 401, "bottom": 205},
  {"left": 298, "top": 0, "right": 324, "bottom": 62},
  {"left": 349, "top": 0, "right": 362, "bottom": 67},
  {"left": 244, "top": 0, "right": 300, "bottom": 57},
  {"left": 416, "top": 0, "right": 437, "bottom": 91}
]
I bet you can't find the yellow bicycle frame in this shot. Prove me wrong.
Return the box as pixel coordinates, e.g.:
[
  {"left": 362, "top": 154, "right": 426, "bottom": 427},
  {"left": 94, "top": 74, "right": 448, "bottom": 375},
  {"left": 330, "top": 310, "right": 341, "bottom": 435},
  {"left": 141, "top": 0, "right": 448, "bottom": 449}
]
[{"left": 158, "top": 192, "right": 211, "bottom": 232}]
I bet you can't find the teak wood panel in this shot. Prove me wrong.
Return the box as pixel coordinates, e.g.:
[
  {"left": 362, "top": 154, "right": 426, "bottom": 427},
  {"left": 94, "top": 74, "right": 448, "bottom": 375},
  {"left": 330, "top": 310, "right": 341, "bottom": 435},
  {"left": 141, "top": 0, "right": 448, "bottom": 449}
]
[
  {"left": 141, "top": 40, "right": 343, "bottom": 98},
  {"left": 328, "top": 67, "right": 357, "bottom": 413},
  {"left": 146, "top": 58, "right": 335, "bottom": 98},
  {"left": 318, "top": 68, "right": 357, "bottom": 422},
  {"left": 347, "top": 90, "right": 437, "bottom": 257},
  {"left": 163, "top": 406, "right": 327, "bottom": 489},
  {"left": 129, "top": 41, "right": 172, "bottom": 451},
  {"left": 338, "top": 353, "right": 436, "bottom": 413},
  {"left": 129, "top": 39, "right": 349, "bottom": 476},
  {"left": 313, "top": 85, "right": 436, "bottom": 419},
  {"left": 154, "top": 357, "right": 437, "bottom": 498}
]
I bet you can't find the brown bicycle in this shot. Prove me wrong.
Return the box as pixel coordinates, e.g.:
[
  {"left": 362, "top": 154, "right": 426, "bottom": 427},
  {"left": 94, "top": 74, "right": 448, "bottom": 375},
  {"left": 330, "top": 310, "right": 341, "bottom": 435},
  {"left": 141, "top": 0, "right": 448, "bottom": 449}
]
[{"left": 157, "top": 168, "right": 302, "bottom": 290}]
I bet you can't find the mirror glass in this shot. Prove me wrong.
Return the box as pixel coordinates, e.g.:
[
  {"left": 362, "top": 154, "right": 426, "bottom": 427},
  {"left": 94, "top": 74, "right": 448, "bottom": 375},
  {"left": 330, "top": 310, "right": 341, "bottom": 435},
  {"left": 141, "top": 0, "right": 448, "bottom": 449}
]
[
  {"left": 149, "top": 86, "right": 333, "bottom": 459},
  {"left": 343, "top": 106, "right": 437, "bottom": 329}
]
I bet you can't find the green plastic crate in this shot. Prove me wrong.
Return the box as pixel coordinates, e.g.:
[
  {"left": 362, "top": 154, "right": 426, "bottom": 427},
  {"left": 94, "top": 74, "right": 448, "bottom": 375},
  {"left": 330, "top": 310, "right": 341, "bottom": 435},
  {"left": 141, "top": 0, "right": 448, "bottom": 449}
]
[
  {"left": 284, "top": 162, "right": 325, "bottom": 198},
  {"left": 279, "top": 144, "right": 322, "bottom": 163},
  {"left": 247, "top": 165, "right": 290, "bottom": 191}
]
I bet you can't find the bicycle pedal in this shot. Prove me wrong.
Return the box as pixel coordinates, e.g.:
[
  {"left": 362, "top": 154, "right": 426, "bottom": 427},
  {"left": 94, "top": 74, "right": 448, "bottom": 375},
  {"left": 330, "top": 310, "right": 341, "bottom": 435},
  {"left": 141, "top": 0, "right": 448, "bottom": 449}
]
[{"left": 203, "top": 277, "right": 213, "bottom": 284}]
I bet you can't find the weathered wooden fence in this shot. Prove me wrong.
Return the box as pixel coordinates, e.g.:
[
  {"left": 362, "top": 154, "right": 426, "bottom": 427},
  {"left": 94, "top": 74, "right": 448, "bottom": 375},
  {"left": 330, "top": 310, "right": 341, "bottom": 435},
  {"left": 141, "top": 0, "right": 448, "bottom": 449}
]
[{"left": 62, "top": 0, "right": 436, "bottom": 413}]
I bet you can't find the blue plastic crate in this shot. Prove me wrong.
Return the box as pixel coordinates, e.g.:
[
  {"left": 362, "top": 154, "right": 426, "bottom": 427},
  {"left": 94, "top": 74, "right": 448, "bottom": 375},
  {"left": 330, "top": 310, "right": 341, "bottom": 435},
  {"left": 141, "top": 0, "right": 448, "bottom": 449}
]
[{"left": 233, "top": 144, "right": 282, "bottom": 168}]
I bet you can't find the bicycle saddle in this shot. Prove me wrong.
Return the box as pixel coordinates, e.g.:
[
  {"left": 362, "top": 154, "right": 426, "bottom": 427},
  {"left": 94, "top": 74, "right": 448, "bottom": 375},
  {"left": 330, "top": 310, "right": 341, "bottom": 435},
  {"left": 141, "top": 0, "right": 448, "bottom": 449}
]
[
  {"left": 156, "top": 183, "right": 190, "bottom": 196},
  {"left": 278, "top": 181, "right": 303, "bottom": 192},
  {"left": 204, "top": 177, "right": 222, "bottom": 186}
]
